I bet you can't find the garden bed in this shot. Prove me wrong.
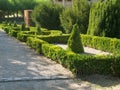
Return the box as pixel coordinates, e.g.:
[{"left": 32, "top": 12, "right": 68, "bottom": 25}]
[{"left": 2, "top": 25, "right": 120, "bottom": 76}]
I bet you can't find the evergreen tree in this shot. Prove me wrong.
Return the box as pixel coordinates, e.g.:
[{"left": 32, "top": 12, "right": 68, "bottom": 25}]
[
  {"left": 36, "top": 25, "right": 42, "bottom": 35},
  {"left": 21, "top": 22, "right": 26, "bottom": 31},
  {"left": 60, "top": 0, "right": 90, "bottom": 34},
  {"left": 67, "top": 24, "right": 84, "bottom": 53},
  {"left": 87, "top": 0, "right": 120, "bottom": 38},
  {"left": 72, "top": 0, "right": 90, "bottom": 34}
]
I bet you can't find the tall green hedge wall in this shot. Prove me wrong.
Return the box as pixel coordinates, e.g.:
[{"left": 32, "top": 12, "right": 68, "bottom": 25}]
[{"left": 87, "top": 0, "right": 120, "bottom": 38}]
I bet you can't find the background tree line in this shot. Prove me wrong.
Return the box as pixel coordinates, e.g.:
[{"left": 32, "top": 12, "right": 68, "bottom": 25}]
[{"left": 0, "top": 0, "right": 42, "bottom": 19}]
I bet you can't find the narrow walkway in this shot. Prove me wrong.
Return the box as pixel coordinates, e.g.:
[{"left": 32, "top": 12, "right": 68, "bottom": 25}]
[
  {"left": 0, "top": 30, "right": 82, "bottom": 90},
  {"left": 0, "top": 30, "right": 74, "bottom": 79}
]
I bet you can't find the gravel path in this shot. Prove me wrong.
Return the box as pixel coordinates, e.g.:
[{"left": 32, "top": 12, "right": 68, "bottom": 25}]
[
  {"left": 0, "top": 29, "right": 120, "bottom": 90},
  {"left": 0, "top": 30, "right": 73, "bottom": 79},
  {"left": 55, "top": 44, "right": 111, "bottom": 55}
]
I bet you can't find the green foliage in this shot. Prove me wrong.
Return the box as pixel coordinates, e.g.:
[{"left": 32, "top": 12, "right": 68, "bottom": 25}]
[
  {"left": 2, "top": 23, "right": 120, "bottom": 76},
  {"left": 32, "top": 2, "right": 63, "bottom": 30},
  {"left": 17, "top": 32, "right": 33, "bottom": 42},
  {"left": 67, "top": 24, "right": 84, "bottom": 53},
  {"left": 27, "top": 37, "right": 48, "bottom": 53},
  {"left": 0, "top": 0, "right": 38, "bottom": 20},
  {"left": 60, "top": 8, "right": 77, "bottom": 34},
  {"left": 3, "top": 27, "right": 10, "bottom": 34},
  {"left": 49, "top": 30, "right": 62, "bottom": 35},
  {"left": 81, "top": 35, "right": 120, "bottom": 54},
  {"left": 42, "top": 43, "right": 120, "bottom": 76},
  {"left": 9, "top": 30, "right": 18, "bottom": 38},
  {"left": 72, "top": 0, "right": 90, "bottom": 34},
  {"left": 42, "top": 44, "right": 66, "bottom": 62},
  {"left": 20, "top": 22, "right": 26, "bottom": 31},
  {"left": 13, "top": 21, "right": 17, "bottom": 27},
  {"left": 2, "top": 21, "right": 8, "bottom": 26},
  {"left": 87, "top": 0, "right": 120, "bottom": 38},
  {"left": 26, "top": 27, "right": 30, "bottom": 31},
  {"left": 60, "top": 0, "right": 90, "bottom": 34},
  {"left": 36, "top": 25, "right": 42, "bottom": 35},
  {"left": 8, "top": 21, "right": 12, "bottom": 26},
  {"left": 37, "top": 34, "right": 70, "bottom": 44}
]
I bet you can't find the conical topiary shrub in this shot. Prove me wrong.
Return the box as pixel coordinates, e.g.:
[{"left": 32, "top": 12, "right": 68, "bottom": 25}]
[
  {"left": 67, "top": 24, "right": 84, "bottom": 53},
  {"left": 13, "top": 21, "right": 17, "bottom": 27},
  {"left": 36, "top": 25, "right": 42, "bottom": 35},
  {"left": 21, "top": 22, "right": 26, "bottom": 31}
]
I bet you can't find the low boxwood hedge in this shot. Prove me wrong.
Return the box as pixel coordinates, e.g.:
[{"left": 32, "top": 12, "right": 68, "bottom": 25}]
[
  {"left": 81, "top": 35, "right": 120, "bottom": 54},
  {"left": 27, "top": 37, "right": 48, "bottom": 53},
  {"left": 41, "top": 43, "right": 120, "bottom": 76},
  {"left": 37, "top": 34, "right": 70, "bottom": 43},
  {"left": 2, "top": 24, "right": 120, "bottom": 76},
  {"left": 9, "top": 30, "right": 18, "bottom": 38},
  {"left": 3, "top": 27, "right": 9, "bottom": 34},
  {"left": 17, "top": 32, "right": 34, "bottom": 42},
  {"left": 37, "top": 34, "right": 120, "bottom": 54},
  {"left": 26, "top": 36, "right": 120, "bottom": 76}
]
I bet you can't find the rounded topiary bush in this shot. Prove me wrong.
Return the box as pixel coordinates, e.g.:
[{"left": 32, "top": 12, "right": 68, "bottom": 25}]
[
  {"left": 67, "top": 24, "right": 84, "bottom": 53},
  {"left": 60, "top": 7, "right": 77, "bottom": 34},
  {"left": 60, "top": 0, "right": 90, "bottom": 34},
  {"left": 32, "top": 2, "right": 63, "bottom": 30}
]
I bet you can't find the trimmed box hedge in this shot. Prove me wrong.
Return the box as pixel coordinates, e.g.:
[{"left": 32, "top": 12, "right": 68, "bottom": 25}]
[
  {"left": 38, "top": 34, "right": 120, "bottom": 54},
  {"left": 42, "top": 43, "right": 120, "bottom": 76},
  {"left": 9, "top": 30, "right": 18, "bottom": 38},
  {"left": 37, "top": 34, "right": 70, "bottom": 43},
  {"left": 82, "top": 35, "right": 120, "bottom": 54},
  {"left": 27, "top": 37, "right": 48, "bottom": 53},
  {"left": 2, "top": 25, "right": 120, "bottom": 76},
  {"left": 26, "top": 37, "right": 120, "bottom": 76},
  {"left": 17, "top": 32, "right": 34, "bottom": 42}
]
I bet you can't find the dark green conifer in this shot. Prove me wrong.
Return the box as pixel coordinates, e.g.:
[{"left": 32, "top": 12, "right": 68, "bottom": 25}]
[
  {"left": 67, "top": 24, "right": 84, "bottom": 53},
  {"left": 21, "top": 22, "right": 26, "bottom": 31},
  {"left": 36, "top": 25, "right": 42, "bottom": 35},
  {"left": 87, "top": 0, "right": 120, "bottom": 38}
]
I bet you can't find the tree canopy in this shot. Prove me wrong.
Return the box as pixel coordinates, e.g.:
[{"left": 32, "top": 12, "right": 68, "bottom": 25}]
[{"left": 0, "top": 0, "right": 43, "bottom": 18}]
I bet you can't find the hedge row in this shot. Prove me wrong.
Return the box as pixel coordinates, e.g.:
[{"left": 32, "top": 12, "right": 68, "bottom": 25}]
[
  {"left": 3, "top": 25, "right": 120, "bottom": 76},
  {"left": 3, "top": 26, "right": 63, "bottom": 43},
  {"left": 82, "top": 35, "right": 120, "bottom": 54},
  {"left": 37, "top": 34, "right": 70, "bottom": 43},
  {"left": 41, "top": 43, "right": 120, "bottom": 76},
  {"left": 27, "top": 37, "right": 48, "bottom": 53},
  {"left": 26, "top": 37, "right": 120, "bottom": 76},
  {"left": 17, "top": 32, "right": 35, "bottom": 42},
  {"left": 22, "top": 30, "right": 62, "bottom": 36},
  {"left": 87, "top": 0, "right": 120, "bottom": 38},
  {"left": 37, "top": 34, "right": 120, "bottom": 54},
  {"left": 8, "top": 30, "right": 120, "bottom": 54}
]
